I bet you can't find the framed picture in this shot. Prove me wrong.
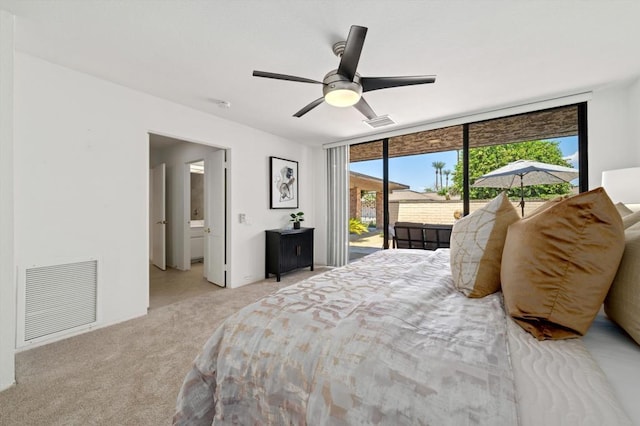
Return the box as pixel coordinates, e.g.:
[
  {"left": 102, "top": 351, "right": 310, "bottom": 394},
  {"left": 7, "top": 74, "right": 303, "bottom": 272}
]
[{"left": 270, "top": 156, "right": 299, "bottom": 209}]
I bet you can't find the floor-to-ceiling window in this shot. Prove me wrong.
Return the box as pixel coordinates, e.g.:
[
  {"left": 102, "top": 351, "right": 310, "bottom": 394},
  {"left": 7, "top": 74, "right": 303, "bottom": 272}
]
[
  {"left": 346, "top": 103, "right": 585, "bottom": 261},
  {"left": 348, "top": 141, "right": 383, "bottom": 261},
  {"left": 465, "top": 104, "right": 584, "bottom": 216},
  {"left": 388, "top": 126, "right": 465, "bottom": 230}
]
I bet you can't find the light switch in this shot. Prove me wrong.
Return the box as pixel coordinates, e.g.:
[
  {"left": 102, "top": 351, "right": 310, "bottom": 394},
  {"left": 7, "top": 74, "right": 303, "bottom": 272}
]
[{"left": 239, "top": 213, "right": 246, "bottom": 223}]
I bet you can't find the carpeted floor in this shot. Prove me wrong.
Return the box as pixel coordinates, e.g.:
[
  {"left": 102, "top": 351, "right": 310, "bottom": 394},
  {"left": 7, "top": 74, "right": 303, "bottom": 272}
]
[
  {"left": 148, "top": 262, "right": 221, "bottom": 310},
  {"left": 0, "top": 267, "right": 329, "bottom": 425}
]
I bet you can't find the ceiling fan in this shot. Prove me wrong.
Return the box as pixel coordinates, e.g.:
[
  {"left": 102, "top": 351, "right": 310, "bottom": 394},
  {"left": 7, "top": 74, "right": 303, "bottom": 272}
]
[{"left": 252, "top": 25, "right": 436, "bottom": 119}]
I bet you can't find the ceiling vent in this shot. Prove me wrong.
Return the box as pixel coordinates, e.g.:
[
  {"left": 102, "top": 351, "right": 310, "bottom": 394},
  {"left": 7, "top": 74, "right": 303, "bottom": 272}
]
[{"left": 363, "top": 115, "right": 396, "bottom": 129}]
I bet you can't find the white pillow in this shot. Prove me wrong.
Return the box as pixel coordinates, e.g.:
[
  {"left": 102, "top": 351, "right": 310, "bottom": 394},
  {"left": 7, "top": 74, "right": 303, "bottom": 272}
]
[
  {"left": 623, "top": 210, "right": 640, "bottom": 229},
  {"left": 605, "top": 221, "right": 640, "bottom": 346},
  {"left": 615, "top": 202, "right": 634, "bottom": 217},
  {"left": 450, "top": 192, "right": 519, "bottom": 298}
]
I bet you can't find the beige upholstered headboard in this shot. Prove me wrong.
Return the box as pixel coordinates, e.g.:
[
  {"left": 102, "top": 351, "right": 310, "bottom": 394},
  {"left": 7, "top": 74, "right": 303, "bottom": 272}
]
[{"left": 602, "top": 167, "right": 640, "bottom": 211}]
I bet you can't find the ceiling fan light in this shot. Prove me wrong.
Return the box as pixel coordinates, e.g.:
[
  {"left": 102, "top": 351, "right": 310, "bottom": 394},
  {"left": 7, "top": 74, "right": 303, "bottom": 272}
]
[{"left": 324, "top": 88, "right": 361, "bottom": 107}]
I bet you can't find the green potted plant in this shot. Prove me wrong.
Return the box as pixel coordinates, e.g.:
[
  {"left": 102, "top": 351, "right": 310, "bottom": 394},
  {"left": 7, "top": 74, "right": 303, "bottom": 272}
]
[{"left": 290, "top": 211, "right": 304, "bottom": 229}]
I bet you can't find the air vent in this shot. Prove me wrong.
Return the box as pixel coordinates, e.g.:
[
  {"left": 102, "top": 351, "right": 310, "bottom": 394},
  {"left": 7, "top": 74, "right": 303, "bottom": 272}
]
[
  {"left": 23, "top": 260, "right": 98, "bottom": 342},
  {"left": 363, "top": 115, "right": 396, "bottom": 129}
]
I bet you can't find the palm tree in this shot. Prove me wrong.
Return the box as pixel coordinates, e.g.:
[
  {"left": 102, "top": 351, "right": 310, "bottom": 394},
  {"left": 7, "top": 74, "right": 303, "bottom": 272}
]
[
  {"left": 432, "top": 161, "right": 446, "bottom": 191},
  {"left": 431, "top": 161, "right": 440, "bottom": 191},
  {"left": 443, "top": 170, "right": 451, "bottom": 190}
]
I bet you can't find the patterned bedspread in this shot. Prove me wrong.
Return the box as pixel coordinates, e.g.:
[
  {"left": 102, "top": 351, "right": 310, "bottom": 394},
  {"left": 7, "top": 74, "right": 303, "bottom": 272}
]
[{"left": 174, "top": 249, "right": 518, "bottom": 425}]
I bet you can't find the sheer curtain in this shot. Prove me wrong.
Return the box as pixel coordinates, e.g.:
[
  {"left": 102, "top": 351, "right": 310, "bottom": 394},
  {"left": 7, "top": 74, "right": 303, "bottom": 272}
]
[{"left": 326, "top": 145, "right": 350, "bottom": 267}]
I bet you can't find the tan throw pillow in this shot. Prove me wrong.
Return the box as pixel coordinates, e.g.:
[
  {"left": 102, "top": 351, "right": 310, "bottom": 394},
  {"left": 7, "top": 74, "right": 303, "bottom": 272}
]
[
  {"left": 501, "top": 187, "right": 625, "bottom": 340},
  {"left": 604, "top": 221, "right": 640, "bottom": 346},
  {"left": 527, "top": 194, "right": 570, "bottom": 217},
  {"left": 450, "top": 192, "right": 519, "bottom": 298}
]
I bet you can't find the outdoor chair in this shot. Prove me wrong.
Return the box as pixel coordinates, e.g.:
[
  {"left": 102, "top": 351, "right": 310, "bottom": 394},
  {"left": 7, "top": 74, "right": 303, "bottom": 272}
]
[
  {"left": 423, "top": 224, "right": 452, "bottom": 250},
  {"left": 393, "top": 222, "right": 453, "bottom": 250},
  {"left": 393, "top": 222, "right": 426, "bottom": 249}
]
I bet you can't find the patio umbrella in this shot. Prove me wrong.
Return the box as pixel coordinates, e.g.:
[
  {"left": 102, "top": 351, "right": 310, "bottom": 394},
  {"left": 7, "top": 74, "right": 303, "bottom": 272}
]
[{"left": 472, "top": 159, "right": 579, "bottom": 216}]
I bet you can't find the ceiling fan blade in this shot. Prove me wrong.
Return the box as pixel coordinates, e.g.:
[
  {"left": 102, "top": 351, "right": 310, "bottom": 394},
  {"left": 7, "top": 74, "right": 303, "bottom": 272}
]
[
  {"left": 293, "top": 97, "right": 325, "bottom": 118},
  {"left": 253, "top": 71, "right": 323, "bottom": 85},
  {"left": 353, "top": 96, "right": 377, "bottom": 120},
  {"left": 361, "top": 75, "right": 437, "bottom": 92},
  {"left": 337, "top": 25, "right": 367, "bottom": 81}
]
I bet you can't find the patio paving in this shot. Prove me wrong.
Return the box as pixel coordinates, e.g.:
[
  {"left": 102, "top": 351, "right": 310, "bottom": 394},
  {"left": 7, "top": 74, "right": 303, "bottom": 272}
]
[{"left": 349, "top": 229, "right": 387, "bottom": 261}]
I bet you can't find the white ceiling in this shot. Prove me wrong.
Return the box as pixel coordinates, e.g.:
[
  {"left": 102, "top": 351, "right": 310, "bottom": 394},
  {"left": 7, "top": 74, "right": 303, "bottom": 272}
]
[{"left": 3, "top": 1, "right": 640, "bottom": 146}]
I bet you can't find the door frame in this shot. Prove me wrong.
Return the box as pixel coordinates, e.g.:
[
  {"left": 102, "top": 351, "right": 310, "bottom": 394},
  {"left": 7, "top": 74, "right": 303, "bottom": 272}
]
[{"left": 148, "top": 132, "right": 232, "bottom": 290}]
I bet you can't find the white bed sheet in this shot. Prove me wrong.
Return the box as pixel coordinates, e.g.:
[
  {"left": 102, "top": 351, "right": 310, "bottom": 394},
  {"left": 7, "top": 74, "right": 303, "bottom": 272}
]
[
  {"left": 507, "top": 318, "right": 632, "bottom": 426},
  {"left": 583, "top": 312, "right": 640, "bottom": 425}
]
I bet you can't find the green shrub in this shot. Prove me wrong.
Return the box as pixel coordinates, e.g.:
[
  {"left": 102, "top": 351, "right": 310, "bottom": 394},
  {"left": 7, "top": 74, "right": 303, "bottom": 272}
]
[{"left": 349, "top": 218, "right": 369, "bottom": 235}]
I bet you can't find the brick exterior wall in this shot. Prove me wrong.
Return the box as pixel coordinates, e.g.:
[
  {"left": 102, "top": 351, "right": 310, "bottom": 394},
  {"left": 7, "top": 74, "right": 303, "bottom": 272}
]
[{"left": 350, "top": 187, "right": 361, "bottom": 220}]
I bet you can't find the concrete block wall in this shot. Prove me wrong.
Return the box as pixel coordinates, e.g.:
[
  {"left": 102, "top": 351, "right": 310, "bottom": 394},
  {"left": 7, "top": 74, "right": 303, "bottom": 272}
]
[{"left": 390, "top": 199, "right": 547, "bottom": 225}]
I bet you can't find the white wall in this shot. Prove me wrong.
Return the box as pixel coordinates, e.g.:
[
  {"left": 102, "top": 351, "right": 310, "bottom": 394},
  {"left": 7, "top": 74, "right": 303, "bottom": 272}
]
[
  {"left": 150, "top": 141, "right": 220, "bottom": 271},
  {"left": 629, "top": 78, "right": 640, "bottom": 165},
  {"left": 588, "top": 79, "right": 640, "bottom": 187},
  {"left": 230, "top": 142, "right": 323, "bottom": 283},
  {"left": 12, "top": 53, "right": 317, "bottom": 352},
  {"left": 0, "top": 10, "right": 16, "bottom": 391}
]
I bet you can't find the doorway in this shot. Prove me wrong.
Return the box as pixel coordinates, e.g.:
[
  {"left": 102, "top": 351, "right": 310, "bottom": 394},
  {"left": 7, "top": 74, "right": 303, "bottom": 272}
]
[{"left": 148, "top": 133, "right": 229, "bottom": 307}]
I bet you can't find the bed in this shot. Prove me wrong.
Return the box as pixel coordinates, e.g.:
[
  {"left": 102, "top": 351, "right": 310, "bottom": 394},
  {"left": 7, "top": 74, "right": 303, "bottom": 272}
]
[
  {"left": 174, "top": 189, "right": 640, "bottom": 425},
  {"left": 173, "top": 249, "right": 636, "bottom": 425}
]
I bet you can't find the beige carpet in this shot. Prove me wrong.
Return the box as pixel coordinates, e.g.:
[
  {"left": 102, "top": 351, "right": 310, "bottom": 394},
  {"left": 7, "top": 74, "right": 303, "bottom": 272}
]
[
  {"left": 0, "top": 267, "right": 329, "bottom": 425},
  {"left": 149, "top": 262, "right": 222, "bottom": 310}
]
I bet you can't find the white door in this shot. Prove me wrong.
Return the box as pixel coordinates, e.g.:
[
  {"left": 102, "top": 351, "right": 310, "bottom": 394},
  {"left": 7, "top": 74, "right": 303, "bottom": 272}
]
[
  {"left": 204, "top": 150, "right": 226, "bottom": 286},
  {"left": 151, "top": 163, "right": 166, "bottom": 270}
]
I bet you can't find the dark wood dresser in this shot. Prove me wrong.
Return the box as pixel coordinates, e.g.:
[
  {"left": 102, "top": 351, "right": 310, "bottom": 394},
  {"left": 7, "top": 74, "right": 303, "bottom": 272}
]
[{"left": 265, "top": 227, "right": 314, "bottom": 281}]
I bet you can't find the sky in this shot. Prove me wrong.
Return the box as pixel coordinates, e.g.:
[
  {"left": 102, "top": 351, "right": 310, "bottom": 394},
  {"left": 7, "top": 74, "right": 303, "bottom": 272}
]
[{"left": 349, "top": 136, "right": 579, "bottom": 191}]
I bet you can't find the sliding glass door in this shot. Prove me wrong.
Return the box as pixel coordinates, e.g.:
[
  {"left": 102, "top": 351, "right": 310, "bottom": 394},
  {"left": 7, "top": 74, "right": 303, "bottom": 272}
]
[
  {"left": 388, "top": 126, "right": 464, "bottom": 231},
  {"left": 345, "top": 103, "right": 585, "bottom": 261},
  {"left": 465, "top": 104, "right": 584, "bottom": 216},
  {"left": 348, "top": 141, "right": 383, "bottom": 261}
]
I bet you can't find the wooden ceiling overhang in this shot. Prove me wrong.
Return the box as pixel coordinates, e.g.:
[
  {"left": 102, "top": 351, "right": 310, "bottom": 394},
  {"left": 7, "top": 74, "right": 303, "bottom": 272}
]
[
  {"left": 350, "top": 105, "right": 578, "bottom": 162},
  {"left": 350, "top": 171, "right": 409, "bottom": 192}
]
